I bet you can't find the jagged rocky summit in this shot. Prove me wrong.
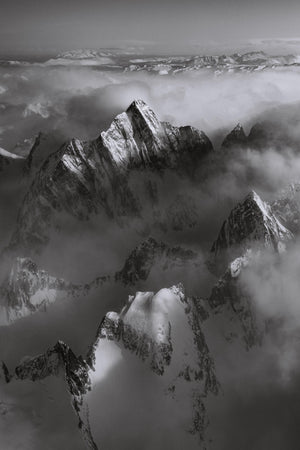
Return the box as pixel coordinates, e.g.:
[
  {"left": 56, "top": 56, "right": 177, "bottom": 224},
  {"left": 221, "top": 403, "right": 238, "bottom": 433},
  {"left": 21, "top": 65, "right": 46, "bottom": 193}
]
[
  {"left": 7, "top": 340, "right": 97, "bottom": 449},
  {"left": 115, "top": 236, "right": 197, "bottom": 285},
  {"left": 210, "top": 190, "right": 293, "bottom": 273},
  {"left": 8, "top": 100, "right": 213, "bottom": 254},
  {"left": 221, "top": 119, "right": 300, "bottom": 153},
  {"left": 4, "top": 284, "right": 219, "bottom": 449},
  {"left": 0, "top": 257, "right": 79, "bottom": 325},
  {"left": 221, "top": 123, "right": 247, "bottom": 149}
]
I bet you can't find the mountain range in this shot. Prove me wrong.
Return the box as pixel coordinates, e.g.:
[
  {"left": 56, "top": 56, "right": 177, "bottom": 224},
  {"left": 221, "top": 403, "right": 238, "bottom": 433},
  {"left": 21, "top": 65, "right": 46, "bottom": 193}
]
[
  {"left": 3, "top": 50, "right": 300, "bottom": 75},
  {"left": 1, "top": 99, "right": 300, "bottom": 449}
]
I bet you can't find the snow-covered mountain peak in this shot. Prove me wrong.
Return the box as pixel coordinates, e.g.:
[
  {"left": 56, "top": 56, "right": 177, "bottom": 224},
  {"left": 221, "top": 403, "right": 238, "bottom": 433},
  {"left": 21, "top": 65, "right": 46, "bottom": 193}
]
[
  {"left": 8, "top": 100, "right": 213, "bottom": 254},
  {"left": 118, "top": 284, "right": 186, "bottom": 342},
  {"left": 211, "top": 190, "right": 293, "bottom": 270},
  {"left": 89, "top": 286, "right": 185, "bottom": 375},
  {"left": 245, "top": 189, "right": 290, "bottom": 233},
  {"left": 100, "top": 100, "right": 163, "bottom": 168},
  {"left": 126, "top": 99, "right": 162, "bottom": 133},
  {"left": 89, "top": 283, "right": 216, "bottom": 382}
]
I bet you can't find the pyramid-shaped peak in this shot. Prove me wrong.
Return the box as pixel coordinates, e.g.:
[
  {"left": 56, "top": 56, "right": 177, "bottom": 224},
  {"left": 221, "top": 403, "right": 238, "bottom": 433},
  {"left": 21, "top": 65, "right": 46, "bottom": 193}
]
[
  {"left": 126, "top": 99, "right": 161, "bottom": 132},
  {"left": 211, "top": 190, "right": 293, "bottom": 268},
  {"left": 222, "top": 123, "right": 247, "bottom": 148},
  {"left": 126, "top": 99, "right": 149, "bottom": 111},
  {"left": 242, "top": 190, "right": 271, "bottom": 215},
  {"left": 230, "top": 123, "right": 246, "bottom": 137},
  {"left": 244, "top": 189, "right": 260, "bottom": 202},
  {"left": 230, "top": 189, "right": 282, "bottom": 225},
  {"left": 233, "top": 123, "right": 244, "bottom": 132},
  {"left": 126, "top": 99, "right": 156, "bottom": 118}
]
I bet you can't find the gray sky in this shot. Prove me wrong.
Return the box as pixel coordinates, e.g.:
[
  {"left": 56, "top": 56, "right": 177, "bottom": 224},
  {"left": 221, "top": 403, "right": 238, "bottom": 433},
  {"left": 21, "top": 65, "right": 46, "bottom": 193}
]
[{"left": 1, "top": 0, "right": 300, "bottom": 54}]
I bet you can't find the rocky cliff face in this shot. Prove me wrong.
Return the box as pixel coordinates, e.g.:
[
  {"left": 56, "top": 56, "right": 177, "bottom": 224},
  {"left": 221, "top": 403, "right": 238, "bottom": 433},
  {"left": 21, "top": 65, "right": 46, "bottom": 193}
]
[
  {"left": 271, "top": 182, "right": 300, "bottom": 234},
  {"left": 208, "top": 251, "right": 264, "bottom": 349},
  {"left": 15, "top": 340, "right": 89, "bottom": 390},
  {"left": 24, "top": 132, "right": 65, "bottom": 179},
  {"left": 115, "top": 237, "right": 197, "bottom": 285}
]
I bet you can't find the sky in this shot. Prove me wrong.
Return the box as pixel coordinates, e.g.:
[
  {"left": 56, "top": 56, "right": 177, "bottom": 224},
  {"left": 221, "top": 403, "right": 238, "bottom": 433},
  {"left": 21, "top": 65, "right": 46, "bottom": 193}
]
[{"left": 1, "top": 0, "right": 300, "bottom": 55}]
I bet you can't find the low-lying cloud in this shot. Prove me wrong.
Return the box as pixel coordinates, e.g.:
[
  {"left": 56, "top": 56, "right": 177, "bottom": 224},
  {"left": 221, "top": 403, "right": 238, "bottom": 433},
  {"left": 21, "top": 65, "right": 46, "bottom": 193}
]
[{"left": 2, "top": 63, "right": 300, "bottom": 152}]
